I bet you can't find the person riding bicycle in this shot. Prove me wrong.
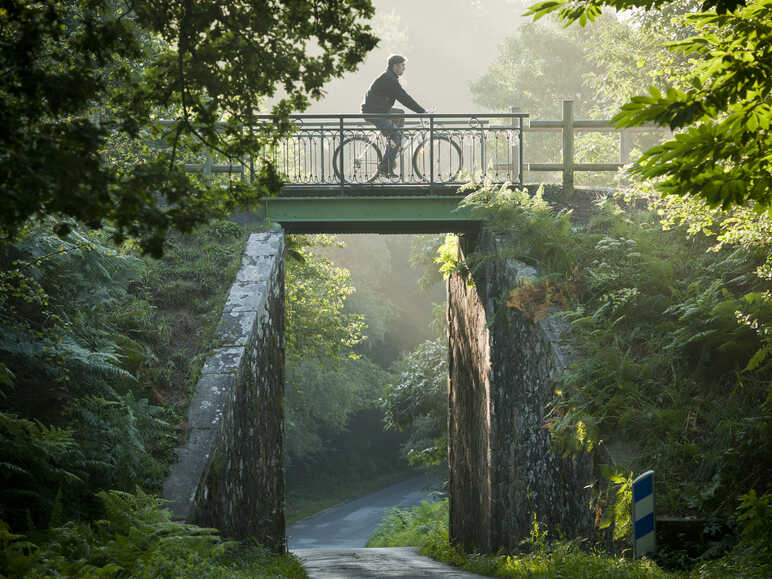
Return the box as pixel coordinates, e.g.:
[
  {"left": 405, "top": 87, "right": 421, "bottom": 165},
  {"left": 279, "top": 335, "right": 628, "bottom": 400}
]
[{"left": 361, "top": 54, "right": 426, "bottom": 178}]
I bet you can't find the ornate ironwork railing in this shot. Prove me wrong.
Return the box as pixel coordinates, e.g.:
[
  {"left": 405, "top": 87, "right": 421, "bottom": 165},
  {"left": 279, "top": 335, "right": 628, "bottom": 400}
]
[{"left": 261, "top": 113, "right": 526, "bottom": 188}]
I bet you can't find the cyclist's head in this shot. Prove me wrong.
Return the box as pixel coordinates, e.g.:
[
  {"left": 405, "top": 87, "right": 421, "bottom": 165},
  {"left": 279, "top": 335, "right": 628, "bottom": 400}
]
[{"left": 387, "top": 54, "right": 406, "bottom": 74}]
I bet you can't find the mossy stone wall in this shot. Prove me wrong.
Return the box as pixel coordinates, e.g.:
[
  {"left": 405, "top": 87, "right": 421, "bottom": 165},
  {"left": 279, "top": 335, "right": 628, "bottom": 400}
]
[
  {"left": 163, "top": 230, "right": 286, "bottom": 551},
  {"left": 448, "top": 228, "right": 593, "bottom": 553}
]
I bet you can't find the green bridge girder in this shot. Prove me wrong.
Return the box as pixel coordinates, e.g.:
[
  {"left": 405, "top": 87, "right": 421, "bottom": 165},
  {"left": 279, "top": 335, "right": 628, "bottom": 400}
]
[{"left": 264, "top": 185, "right": 481, "bottom": 234}]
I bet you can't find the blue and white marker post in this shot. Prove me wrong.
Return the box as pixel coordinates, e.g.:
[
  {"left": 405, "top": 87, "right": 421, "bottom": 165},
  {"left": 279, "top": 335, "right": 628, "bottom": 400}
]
[{"left": 632, "top": 470, "right": 656, "bottom": 558}]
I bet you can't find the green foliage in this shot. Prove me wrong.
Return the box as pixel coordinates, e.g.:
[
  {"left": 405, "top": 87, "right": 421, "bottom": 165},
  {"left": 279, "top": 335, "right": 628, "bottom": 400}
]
[
  {"left": 550, "top": 206, "right": 770, "bottom": 518},
  {"left": 470, "top": 20, "right": 601, "bottom": 117},
  {"left": 471, "top": 12, "right": 675, "bottom": 187},
  {"left": 409, "top": 234, "right": 448, "bottom": 292},
  {"left": 0, "top": 488, "right": 306, "bottom": 577},
  {"left": 0, "top": 222, "right": 172, "bottom": 527},
  {"left": 283, "top": 234, "right": 414, "bottom": 515},
  {"left": 367, "top": 499, "right": 448, "bottom": 548},
  {"left": 597, "top": 470, "right": 634, "bottom": 542},
  {"left": 72, "top": 392, "right": 172, "bottom": 493},
  {"left": 283, "top": 234, "right": 370, "bottom": 459},
  {"left": 527, "top": 0, "right": 772, "bottom": 210},
  {"left": 453, "top": 183, "right": 769, "bottom": 567},
  {"left": 369, "top": 499, "right": 680, "bottom": 578},
  {"left": 382, "top": 338, "right": 448, "bottom": 466},
  {"left": 434, "top": 234, "right": 462, "bottom": 281},
  {"left": 694, "top": 492, "right": 772, "bottom": 577},
  {"left": 0, "top": 217, "right": 247, "bottom": 530},
  {"left": 1, "top": 0, "right": 377, "bottom": 255},
  {"left": 459, "top": 182, "right": 579, "bottom": 274},
  {"left": 285, "top": 235, "right": 366, "bottom": 362},
  {"left": 135, "top": 218, "right": 249, "bottom": 406},
  {"left": 0, "top": 412, "right": 84, "bottom": 531},
  {"left": 285, "top": 356, "right": 392, "bottom": 462}
]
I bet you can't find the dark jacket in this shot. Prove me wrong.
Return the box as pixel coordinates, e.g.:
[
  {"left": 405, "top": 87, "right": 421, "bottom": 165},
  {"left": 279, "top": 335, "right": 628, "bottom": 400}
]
[{"left": 362, "top": 69, "right": 425, "bottom": 114}]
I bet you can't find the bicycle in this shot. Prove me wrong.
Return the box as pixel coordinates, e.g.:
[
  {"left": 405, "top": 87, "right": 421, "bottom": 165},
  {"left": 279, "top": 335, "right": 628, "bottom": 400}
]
[{"left": 332, "top": 114, "right": 463, "bottom": 184}]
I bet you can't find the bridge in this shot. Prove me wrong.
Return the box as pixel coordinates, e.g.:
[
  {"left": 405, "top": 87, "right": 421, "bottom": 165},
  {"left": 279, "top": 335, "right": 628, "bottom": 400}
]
[
  {"left": 181, "top": 100, "right": 659, "bottom": 232},
  {"left": 163, "top": 102, "right": 664, "bottom": 554},
  {"left": 236, "top": 112, "right": 525, "bottom": 233}
]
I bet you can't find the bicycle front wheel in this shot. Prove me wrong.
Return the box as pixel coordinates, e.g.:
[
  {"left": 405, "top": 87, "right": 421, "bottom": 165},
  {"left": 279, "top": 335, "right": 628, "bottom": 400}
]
[
  {"left": 333, "top": 136, "right": 382, "bottom": 184},
  {"left": 412, "top": 135, "right": 463, "bottom": 183}
]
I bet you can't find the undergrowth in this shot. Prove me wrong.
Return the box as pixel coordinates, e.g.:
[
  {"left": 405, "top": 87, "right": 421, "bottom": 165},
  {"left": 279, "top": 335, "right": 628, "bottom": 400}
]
[
  {"left": 432, "top": 181, "right": 771, "bottom": 571},
  {"left": 368, "top": 497, "right": 771, "bottom": 578},
  {"left": 0, "top": 218, "right": 295, "bottom": 576},
  {"left": 0, "top": 489, "right": 306, "bottom": 578}
]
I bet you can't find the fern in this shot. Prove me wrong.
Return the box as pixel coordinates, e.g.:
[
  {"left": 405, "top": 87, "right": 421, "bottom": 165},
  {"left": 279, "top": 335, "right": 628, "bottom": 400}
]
[{"left": 0, "top": 412, "right": 85, "bottom": 530}]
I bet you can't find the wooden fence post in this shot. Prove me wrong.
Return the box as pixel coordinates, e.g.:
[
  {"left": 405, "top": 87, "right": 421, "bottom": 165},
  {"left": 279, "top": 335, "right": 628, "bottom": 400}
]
[
  {"left": 510, "top": 106, "right": 521, "bottom": 184},
  {"left": 562, "top": 99, "right": 574, "bottom": 199},
  {"left": 620, "top": 129, "right": 632, "bottom": 165}
]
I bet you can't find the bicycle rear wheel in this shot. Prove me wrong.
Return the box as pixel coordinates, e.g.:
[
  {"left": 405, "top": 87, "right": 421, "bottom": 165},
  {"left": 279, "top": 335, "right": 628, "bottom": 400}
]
[
  {"left": 412, "top": 135, "right": 463, "bottom": 183},
  {"left": 333, "top": 136, "right": 382, "bottom": 184}
]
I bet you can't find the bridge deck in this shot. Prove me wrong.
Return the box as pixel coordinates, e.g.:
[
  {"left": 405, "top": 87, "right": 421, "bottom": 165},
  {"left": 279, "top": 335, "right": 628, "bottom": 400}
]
[{"left": 266, "top": 184, "right": 479, "bottom": 234}]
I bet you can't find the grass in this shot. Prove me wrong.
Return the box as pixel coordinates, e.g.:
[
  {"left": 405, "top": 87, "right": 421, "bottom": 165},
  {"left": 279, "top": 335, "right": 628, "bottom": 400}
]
[
  {"left": 137, "top": 219, "right": 255, "bottom": 412},
  {"left": 367, "top": 499, "right": 771, "bottom": 578}
]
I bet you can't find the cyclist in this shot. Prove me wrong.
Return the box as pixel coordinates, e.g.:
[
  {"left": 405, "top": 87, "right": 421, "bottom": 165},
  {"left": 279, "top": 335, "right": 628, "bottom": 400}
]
[{"left": 361, "top": 54, "right": 426, "bottom": 178}]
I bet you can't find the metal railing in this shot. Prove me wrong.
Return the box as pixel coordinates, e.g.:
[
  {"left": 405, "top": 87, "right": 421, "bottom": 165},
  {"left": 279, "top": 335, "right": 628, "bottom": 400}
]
[
  {"left": 268, "top": 113, "right": 526, "bottom": 188},
  {"left": 165, "top": 103, "right": 669, "bottom": 195},
  {"left": 166, "top": 114, "right": 526, "bottom": 190}
]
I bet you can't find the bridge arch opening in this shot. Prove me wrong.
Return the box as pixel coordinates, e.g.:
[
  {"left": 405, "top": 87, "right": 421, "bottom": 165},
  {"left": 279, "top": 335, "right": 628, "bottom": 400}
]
[{"left": 283, "top": 232, "right": 451, "bottom": 547}]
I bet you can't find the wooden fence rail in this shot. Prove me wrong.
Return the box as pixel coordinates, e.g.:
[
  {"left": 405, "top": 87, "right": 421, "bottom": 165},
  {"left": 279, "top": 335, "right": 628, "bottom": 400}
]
[{"left": 522, "top": 99, "right": 670, "bottom": 195}]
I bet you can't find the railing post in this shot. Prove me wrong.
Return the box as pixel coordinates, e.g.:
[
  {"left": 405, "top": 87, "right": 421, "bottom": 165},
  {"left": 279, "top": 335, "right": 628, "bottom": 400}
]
[
  {"left": 320, "top": 128, "right": 325, "bottom": 183},
  {"left": 203, "top": 152, "right": 213, "bottom": 184},
  {"left": 519, "top": 116, "right": 524, "bottom": 187},
  {"left": 562, "top": 99, "right": 574, "bottom": 199},
  {"left": 249, "top": 126, "right": 255, "bottom": 184},
  {"left": 429, "top": 114, "right": 434, "bottom": 187},
  {"left": 339, "top": 115, "right": 345, "bottom": 193}
]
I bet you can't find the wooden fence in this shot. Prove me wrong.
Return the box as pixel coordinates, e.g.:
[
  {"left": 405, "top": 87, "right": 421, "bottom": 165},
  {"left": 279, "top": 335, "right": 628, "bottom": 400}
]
[{"left": 522, "top": 99, "right": 670, "bottom": 194}]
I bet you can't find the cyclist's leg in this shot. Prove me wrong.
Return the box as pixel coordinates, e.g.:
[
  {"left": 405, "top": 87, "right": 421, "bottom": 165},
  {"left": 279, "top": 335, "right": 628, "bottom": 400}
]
[
  {"left": 380, "top": 109, "right": 405, "bottom": 173},
  {"left": 370, "top": 116, "right": 398, "bottom": 173}
]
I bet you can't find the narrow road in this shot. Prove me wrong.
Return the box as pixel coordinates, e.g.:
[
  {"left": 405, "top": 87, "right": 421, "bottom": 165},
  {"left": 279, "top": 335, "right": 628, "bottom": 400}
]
[
  {"left": 293, "top": 547, "right": 488, "bottom": 578},
  {"left": 287, "top": 472, "right": 443, "bottom": 549},
  {"left": 288, "top": 473, "right": 486, "bottom": 577}
]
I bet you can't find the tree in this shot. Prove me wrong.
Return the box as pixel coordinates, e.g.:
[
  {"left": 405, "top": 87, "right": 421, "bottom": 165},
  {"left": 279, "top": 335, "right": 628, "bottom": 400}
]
[
  {"left": 470, "top": 20, "right": 602, "bottom": 118},
  {"left": 526, "top": 0, "right": 772, "bottom": 209},
  {"left": 284, "top": 235, "right": 367, "bottom": 362},
  {"left": 381, "top": 337, "right": 448, "bottom": 466},
  {"left": 1, "top": 0, "right": 377, "bottom": 255}
]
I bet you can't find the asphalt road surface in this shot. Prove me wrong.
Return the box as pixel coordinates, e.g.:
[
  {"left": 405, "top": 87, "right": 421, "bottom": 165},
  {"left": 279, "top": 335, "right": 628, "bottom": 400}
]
[
  {"left": 287, "top": 472, "right": 444, "bottom": 549},
  {"left": 292, "top": 547, "right": 489, "bottom": 578},
  {"left": 289, "top": 473, "right": 487, "bottom": 577}
]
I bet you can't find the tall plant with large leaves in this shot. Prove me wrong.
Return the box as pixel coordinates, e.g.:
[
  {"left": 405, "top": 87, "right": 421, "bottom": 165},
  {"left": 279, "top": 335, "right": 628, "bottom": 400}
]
[{"left": 526, "top": 0, "right": 772, "bottom": 209}]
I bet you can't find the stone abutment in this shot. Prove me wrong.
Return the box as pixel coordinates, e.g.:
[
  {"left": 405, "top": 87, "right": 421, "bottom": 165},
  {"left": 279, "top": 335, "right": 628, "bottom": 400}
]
[
  {"left": 163, "top": 230, "right": 286, "bottom": 551},
  {"left": 448, "top": 228, "right": 594, "bottom": 553}
]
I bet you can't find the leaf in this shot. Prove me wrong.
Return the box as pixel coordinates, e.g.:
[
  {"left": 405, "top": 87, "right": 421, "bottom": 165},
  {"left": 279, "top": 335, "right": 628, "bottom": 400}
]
[{"left": 744, "top": 346, "right": 769, "bottom": 372}]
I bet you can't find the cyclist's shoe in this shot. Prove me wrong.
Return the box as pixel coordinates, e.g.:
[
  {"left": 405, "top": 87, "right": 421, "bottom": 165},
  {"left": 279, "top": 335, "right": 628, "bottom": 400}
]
[{"left": 377, "top": 168, "right": 399, "bottom": 180}]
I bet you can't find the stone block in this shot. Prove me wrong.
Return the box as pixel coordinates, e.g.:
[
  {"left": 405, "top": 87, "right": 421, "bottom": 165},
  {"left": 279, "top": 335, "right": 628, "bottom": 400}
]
[
  {"left": 187, "top": 373, "right": 235, "bottom": 428},
  {"left": 224, "top": 281, "right": 268, "bottom": 312},
  {"left": 163, "top": 428, "right": 218, "bottom": 519},
  {"left": 215, "top": 309, "right": 258, "bottom": 347},
  {"left": 235, "top": 257, "right": 276, "bottom": 283},
  {"left": 163, "top": 228, "right": 285, "bottom": 550},
  {"left": 245, "top": 231, "right": 284, "bottom": 258},
  {"left": 200, "top": 348, "right": 244, "bottom": 375}
]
